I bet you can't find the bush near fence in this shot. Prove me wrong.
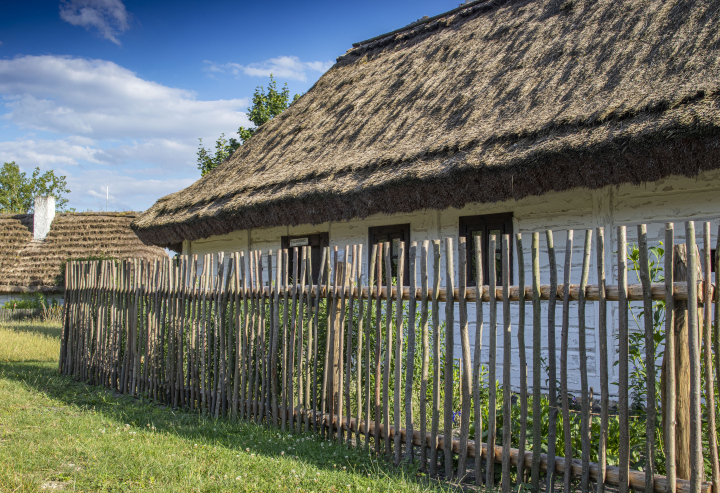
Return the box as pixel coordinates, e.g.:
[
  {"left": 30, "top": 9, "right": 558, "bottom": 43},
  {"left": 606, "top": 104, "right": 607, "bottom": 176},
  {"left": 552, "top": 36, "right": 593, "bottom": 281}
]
[{"left": 60, "top": 222, "right": 719, "bottom": 493}]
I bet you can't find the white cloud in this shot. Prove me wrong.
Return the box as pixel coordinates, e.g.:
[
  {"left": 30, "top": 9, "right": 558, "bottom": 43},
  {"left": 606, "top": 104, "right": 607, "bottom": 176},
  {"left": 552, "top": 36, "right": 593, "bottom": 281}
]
[
  {"left": 59, "top": 0, "right": 130, "bottom": 46},
  {"left": 0, "top": 55, "right": 250, "bottom": 140},
  {"left": 207, "top": 55, "right": 333, "bottom": 82},
  {"left": 0, "top": 137, "right": 107, "bottom": 167}
]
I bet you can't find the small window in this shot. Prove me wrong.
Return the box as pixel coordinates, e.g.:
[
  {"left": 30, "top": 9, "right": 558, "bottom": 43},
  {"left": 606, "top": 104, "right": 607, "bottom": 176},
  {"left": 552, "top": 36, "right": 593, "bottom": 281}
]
[
  {"left": 460, "top": 213, "right": 513, "bottom": 286},
  {"left": 280, "top": 233, "right": 329, "bottom": 284},
  {"left": 368, "top": 224, "right": 410, "bottom": 282}
]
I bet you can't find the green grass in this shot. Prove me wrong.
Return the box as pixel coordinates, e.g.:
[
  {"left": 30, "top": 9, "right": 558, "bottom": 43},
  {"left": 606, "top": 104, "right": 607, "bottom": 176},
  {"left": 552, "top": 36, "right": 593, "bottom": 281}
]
[{"left": 0, "top": 321, "right": 449, "bottom": 492}]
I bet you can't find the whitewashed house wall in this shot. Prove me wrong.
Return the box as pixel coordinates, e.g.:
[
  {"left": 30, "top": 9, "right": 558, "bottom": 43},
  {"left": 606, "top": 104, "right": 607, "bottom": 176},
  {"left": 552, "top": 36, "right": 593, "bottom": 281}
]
[{"left": 183, "top": 169, "right": 720, "bottom": 397}]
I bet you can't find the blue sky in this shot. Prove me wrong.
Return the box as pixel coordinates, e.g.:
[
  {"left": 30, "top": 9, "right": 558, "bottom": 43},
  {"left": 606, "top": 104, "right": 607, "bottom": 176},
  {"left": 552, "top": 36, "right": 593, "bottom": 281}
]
[{"left": 0, "top": 0, "right": 462, "bottom": 212}]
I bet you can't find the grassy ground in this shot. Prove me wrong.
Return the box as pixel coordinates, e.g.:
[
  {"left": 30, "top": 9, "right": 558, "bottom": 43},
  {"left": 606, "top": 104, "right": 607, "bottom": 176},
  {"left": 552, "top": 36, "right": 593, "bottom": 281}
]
[{"left": 0, "top": 321, "right": 450, "bottom": 492}]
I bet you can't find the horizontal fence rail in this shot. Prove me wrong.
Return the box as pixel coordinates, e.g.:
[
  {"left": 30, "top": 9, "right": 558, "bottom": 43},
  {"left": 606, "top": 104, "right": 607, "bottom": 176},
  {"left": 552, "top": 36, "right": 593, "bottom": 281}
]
[{"left": 60, "top": 222, "right": 720, "bottom": 493}]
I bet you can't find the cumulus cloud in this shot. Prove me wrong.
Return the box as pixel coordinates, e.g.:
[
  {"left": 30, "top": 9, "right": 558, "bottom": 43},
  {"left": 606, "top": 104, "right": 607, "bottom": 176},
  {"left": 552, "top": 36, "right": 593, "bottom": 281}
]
[
  {"left": 59, "top": 0, "right": 130, "bottom": 45},
  {"left": 0, "top": 55, "right": 251, "bottom": 211},
  {"left": 0, "top": 55, "right": 249, "bottom": 141},
  {"left": 207, "top": 55, "right": 333, "bottom": 82}
]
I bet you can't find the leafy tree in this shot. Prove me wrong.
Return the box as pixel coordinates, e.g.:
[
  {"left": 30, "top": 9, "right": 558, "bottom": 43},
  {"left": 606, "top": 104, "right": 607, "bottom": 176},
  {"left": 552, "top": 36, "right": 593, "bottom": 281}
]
[
  {"left": 0, "top": 162, "right": 72, "bottom": 213},
  {"left": 197, "top": 75, "right": 301, "bottom": 176}
]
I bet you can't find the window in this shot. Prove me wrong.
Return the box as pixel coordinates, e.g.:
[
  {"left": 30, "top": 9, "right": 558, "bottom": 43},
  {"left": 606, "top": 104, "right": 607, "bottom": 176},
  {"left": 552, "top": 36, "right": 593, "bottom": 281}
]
[
  {"left": 459, "top": 213, "right": 513, "bottom": 286},
  {"left": 280, "top": 233, "right": 329, "bottom": 284},
  {"left": 368, "top": 224, "right": 411, "bottom": 282}
]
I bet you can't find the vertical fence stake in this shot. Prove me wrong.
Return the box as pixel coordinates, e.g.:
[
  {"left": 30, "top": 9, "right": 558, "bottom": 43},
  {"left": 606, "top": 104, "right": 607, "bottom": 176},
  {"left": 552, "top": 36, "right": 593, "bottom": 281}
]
[
  {"left": 420, "top": 241, "right": 430, "bottom": 471},
  {"left": 430, "top": 240, "right": 441, "bottom": 476},
  {"left": 545, "top": 230, "right": 558, "bottom": 492},
  {"left": 443, "top": 237, "right": 455, "bottom": 479},
  {"left": 618, "top": 226, "right": 629, "bottom": 493},
  {"left": 638, "top": 225, "right": 656, "bottom": 493},
  {"left": 516, "top": 233, "right": 528, "bottom": 488},
  {"left": 487, "top": 234, "right": 498, "bottom": 489},
  {"left": 531, "top": 232, "right": 542, "bottom": 491},
  {"left": 458, "top": 237, "right": 471, "bottom": 479},
  {"left": 473, "top": 236, "right": 484, "bottom": 486},
  {"left": 596, "top": 227, "right": 608, "bottom": 493},
  {"left": 703, "top": 223, "right": 719, "bottom": 493},
  {"left": 501, "top": 235, "right": 512, "bottom": 492},
  {"left": 579, "top": 229, "right": 592, "bottom": 493},
  {"left": 405, "top": 241, "right": 417, "bottom": 463},
  {"left": 686, "top": 222, "right": 702, "bottom": 493},
  {"left": 561, "top": 230, "right": 574, "bottom": 493}
]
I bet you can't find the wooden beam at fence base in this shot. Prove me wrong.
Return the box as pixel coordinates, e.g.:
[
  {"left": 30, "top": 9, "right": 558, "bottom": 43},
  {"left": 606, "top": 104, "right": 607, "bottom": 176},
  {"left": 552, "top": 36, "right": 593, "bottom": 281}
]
[
  {"left": 188, "top": 281, "right": 711, "bottom": 304},
  {"left": 263, "top": 403, "right": 711, "bottom": 493}
]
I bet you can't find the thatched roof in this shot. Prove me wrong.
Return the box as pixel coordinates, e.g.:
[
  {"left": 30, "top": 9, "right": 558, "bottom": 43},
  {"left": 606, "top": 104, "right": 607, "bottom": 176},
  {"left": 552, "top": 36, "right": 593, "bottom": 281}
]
[
  {"left": 134, "top": 0, "right": 720, "bottom": 247},
  {"left": 0, "top": 212, "right": 167, "bottom": 294}
]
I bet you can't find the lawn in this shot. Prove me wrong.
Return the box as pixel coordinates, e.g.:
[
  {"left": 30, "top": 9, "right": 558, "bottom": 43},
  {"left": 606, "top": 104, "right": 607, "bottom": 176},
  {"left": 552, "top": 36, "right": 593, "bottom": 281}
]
[{"left": 0, "top": 321, "right": 450, "bottom": 492}]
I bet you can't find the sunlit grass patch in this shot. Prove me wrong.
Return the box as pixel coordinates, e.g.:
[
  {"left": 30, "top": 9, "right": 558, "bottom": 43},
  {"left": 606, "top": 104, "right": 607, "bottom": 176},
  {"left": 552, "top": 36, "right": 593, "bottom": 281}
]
[
  {"left": 0, "top": 320, "right": 61, "bottom": 363},
  {"left": 0, "top": 321, "right": 448, "bottom": 492}
]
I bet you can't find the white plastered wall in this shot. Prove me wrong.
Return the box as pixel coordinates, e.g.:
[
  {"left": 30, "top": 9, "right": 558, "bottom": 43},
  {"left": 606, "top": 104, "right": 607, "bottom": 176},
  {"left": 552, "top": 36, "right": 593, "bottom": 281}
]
[{"left": 185, "top": 169, "right": 720, "bottom": 396}]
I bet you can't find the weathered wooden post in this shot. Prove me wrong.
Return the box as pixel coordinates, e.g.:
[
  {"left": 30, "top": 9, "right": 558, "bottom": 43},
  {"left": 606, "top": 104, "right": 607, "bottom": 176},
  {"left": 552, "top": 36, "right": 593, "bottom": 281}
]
[{"left": 661, "top": 244, "right": 694, "bottom": 480}]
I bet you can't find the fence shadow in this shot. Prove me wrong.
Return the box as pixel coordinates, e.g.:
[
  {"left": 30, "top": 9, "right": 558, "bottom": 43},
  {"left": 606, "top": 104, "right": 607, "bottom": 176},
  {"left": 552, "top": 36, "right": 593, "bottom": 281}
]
[
  {"left": 0, "top": 320, "right": 62, "bottom": 340},
  {"left": 0, "top": 360, "right": 444, "bottom": 487}
]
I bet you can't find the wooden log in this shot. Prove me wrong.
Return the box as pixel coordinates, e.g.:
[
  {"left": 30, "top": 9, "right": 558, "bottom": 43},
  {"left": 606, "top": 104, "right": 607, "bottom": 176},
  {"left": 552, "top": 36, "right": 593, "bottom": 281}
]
[
  {"left": 561, "top": 230, "right": 574, "bottom": 493},
  {"left": 394, "top": 242, "right": 405, "bottom": 464},
  {"left": 716, "top": 227, "right": 720, "bottom": 493},
  {"left": 596, "top": 227, "right": 609, "bottom": 493},
  {"left": 686, "top": 222, "right": 702, "bottom": 493},
  {"left": 579, "top": 229, "right": 592, "bottom": 493},
  {"left": 487, "top": 234, "right": 498, "bottom": 489},
  {"left": 618, "top": 226, "right": 630, "bottom": 493},
  {"left": 702, "top": 223, "right": 719, "bottom": 493},
  {"left": 257, "top": 281, "right": 711, "bottom": 304},
  {"left": 405, "top": 242, "right": 417, "bottom": 462},
  {"left": 472, "top": 236, "right": 484, "bottom": 486},
  {"left": 430, "top": 240, "right": 441, "bottom": 475},
  {"left": 260, "top": 399, "right": 711, "bottom": 493},
  {"left": 516, "top": 233, "right": 528, "bottom": 488},
  {"left": 638, "top": 225, "right": 656, "bottom": 492},
  {"left": 420, "top": 241, "right": 430, "bottom": 471},
  {"left": 501, "top": 235, "right": 512, "bottom": 492}
]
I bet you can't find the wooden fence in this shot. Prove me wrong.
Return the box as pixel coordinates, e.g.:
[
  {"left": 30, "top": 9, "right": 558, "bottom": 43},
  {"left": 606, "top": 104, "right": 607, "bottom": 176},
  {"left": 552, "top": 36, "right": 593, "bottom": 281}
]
[
  {"left": 0, "top": 307, "right": 42, "bottom": 322},
  {"left": 60, "top": 223, "right": 720, "bottom": 493}
]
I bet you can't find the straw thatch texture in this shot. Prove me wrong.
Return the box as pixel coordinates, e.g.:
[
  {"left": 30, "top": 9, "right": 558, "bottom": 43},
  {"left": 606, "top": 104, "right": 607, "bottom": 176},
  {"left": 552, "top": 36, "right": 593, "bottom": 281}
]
[
  {"left": 133, "top": 0, "right": 720, "bottom": 247},
  {"left": 0, "top": 212, "right": 167, "bottom": 294}
]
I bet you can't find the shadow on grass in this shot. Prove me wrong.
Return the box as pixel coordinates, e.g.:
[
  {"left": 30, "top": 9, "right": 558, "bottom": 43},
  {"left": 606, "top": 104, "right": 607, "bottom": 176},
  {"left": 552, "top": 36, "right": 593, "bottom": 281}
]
[
  {"left": 0, "top": 360, "right": 447, "bottom": 491},
  {"left": 0, "top": 321, "right": 62, "bottom": 339}
]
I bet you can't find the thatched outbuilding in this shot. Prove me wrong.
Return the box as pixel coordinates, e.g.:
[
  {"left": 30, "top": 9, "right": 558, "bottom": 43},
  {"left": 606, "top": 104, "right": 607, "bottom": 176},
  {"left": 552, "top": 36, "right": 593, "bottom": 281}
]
[
  {"left": 0, "top": 208, "right": 166, "bottom": 297},
  {"left": 131, "top": 0, "right": 720, "bottom": 392}
]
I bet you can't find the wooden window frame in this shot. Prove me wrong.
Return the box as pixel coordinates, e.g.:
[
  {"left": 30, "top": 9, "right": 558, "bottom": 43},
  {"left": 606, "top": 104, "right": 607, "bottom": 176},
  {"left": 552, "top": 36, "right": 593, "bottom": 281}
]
[
  {"left": 368, "top": 224, "right": 411, "bottom": 282},
  {"left": 280, "top": 232, "right": 329, "bottom": 284},
  {"left": 459, "top": 213, "right": 513, "bottom": 286}
]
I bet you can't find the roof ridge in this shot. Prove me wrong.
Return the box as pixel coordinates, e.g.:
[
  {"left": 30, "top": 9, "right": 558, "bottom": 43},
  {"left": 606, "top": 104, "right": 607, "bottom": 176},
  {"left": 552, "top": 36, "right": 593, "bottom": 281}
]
[{"left": 340, "top": 0, "right": 507, "bottom": 62}]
